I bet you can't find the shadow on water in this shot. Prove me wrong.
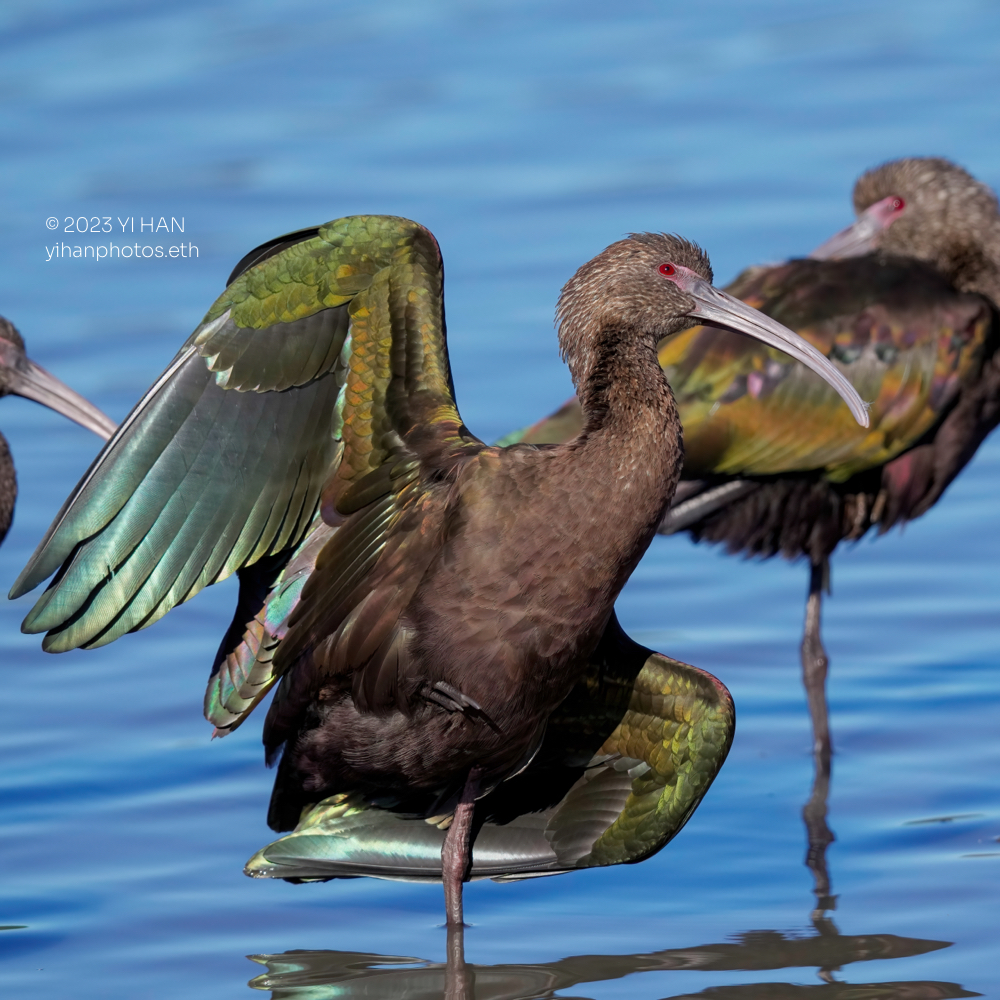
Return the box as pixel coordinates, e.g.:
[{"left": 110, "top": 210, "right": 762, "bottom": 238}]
[{"left": 247, "top": 922, "right": 975, "bottom": 999}]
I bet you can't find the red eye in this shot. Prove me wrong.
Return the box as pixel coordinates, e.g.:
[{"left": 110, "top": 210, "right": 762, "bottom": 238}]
[
  {"left": 892, "top": 197, "right": 905, "bottom": 211},
  {"left": 659, "top": 263, "right": 676, "bottom": 276}
]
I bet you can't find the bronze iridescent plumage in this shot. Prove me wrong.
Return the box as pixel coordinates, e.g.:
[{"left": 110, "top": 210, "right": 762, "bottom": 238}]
[{"left": 12, "top": 216, "right": 866, "bottom": 924}]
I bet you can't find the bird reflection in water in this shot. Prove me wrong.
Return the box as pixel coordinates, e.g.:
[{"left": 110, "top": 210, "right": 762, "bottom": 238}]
[{"left": 247, "top": 922, "right": 975, "bottom": 999}]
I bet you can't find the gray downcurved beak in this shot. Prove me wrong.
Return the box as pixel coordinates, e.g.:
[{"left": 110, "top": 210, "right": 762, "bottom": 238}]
[
  {"left": 10, "top": 360, "right": 117, "bottom": 440},
  {"left": 809, "top": 195, "right": 903, "bottom": 260},
  {"left": 682, "top": 278, "right": 870, "bottom": 427}
]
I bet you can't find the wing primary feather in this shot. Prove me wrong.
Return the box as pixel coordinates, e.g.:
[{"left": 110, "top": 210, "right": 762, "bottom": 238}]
[
  {"left": 11, "top": 344, "right": 203, "bottom": 599},
  {"left": 27, "top": 365, "right": 342, "bottom": 649},
  {"left": 30, "top": 375, "right": 247, "bottom": 641}
]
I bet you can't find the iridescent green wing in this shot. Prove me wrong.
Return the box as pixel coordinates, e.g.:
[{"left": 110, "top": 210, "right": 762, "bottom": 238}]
[
  {"left": 14, "top": 216, "right": 478, "bottom": 659},
  {"left": 534, "top": 620, "right": 734, "bottom": 870},
  {"left": 664, "top": 255, "right": 993, "bottom": 483},
  {"left": 242, "top": 616, "right": 734, "bottom": 881},
  {"left": 205, "top": 214, "right": 483, "bottom": 738}
]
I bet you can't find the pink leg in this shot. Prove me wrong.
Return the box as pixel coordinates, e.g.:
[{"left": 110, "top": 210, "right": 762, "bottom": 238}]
[{"left": 441, "top": 767, "right": 483, "bottom": 928}]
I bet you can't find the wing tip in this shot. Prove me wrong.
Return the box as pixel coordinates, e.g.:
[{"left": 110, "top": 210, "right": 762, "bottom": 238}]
[{"left": 9, "top": 562, "right": 42, "bottom": 602}]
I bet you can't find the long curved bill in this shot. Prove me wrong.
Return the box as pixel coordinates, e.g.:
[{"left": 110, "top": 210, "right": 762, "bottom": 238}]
[
  {"left": 809, "top": 195, "right": 904, "bottom": 260},
  {"left": 10, "top": 359, "right": 117, "bottom": 440},
  {"left": 673, "top": 269, "right": 869, "bottom": 427}
]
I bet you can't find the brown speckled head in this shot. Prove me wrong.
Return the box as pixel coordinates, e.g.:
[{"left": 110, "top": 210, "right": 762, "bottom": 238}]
[
  {"left": 556, "top": 233, "right": 869, "bottom": 429},
  {"left": 854, "top": 157, "right": 1000, "bottom": 303},
  {"left": 556, "top": 233, "right": 712, "bottom": 391}
]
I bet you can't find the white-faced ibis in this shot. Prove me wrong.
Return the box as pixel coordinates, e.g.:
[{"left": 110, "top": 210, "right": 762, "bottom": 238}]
[
  {"left": 11, "top": 216, "right": 867, "bottom": 925},
  {"left": 510, "top": 157, "right": 1000, "bottom": 903},
  {"left": 0, "top": 316, "right": 115, "bottom": 541}
]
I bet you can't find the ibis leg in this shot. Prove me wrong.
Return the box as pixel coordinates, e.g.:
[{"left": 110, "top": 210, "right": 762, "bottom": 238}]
[
  {"left": 800, "top": 557, "right": 836, "bottom": 913},
  {"left": 801, "top": 558, "right": 832, "bottom": 768},
  {"left": 441, "top": 766, "right": 483, "bottom": 928}
]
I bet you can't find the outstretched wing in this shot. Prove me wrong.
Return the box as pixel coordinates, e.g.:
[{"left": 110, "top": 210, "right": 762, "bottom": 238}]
[
  {"left": 663, "top": 255, "right": 993, "bottom": 483},
  {"left": 242, "top": 615, "right": 734, "bottom": 882},
  {"left": 14, "top": 217, "right": 480, "bottom": 677}
]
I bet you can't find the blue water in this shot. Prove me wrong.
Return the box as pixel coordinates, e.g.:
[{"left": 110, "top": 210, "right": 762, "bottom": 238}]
[{"left": 1, "top": 2, "right": 999, "bottom": 997}]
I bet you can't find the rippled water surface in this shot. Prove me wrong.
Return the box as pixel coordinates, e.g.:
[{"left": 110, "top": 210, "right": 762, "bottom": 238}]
[{"left": 2, "top": 2, "right": 999, "bottom": 997}]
